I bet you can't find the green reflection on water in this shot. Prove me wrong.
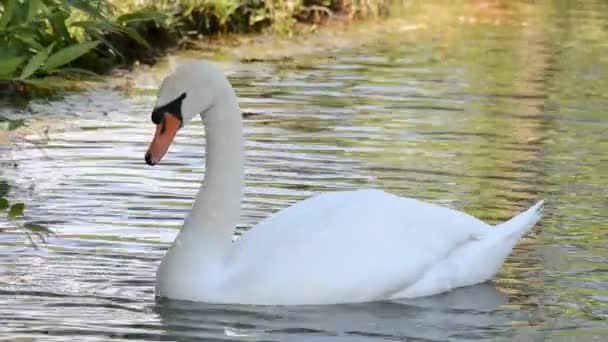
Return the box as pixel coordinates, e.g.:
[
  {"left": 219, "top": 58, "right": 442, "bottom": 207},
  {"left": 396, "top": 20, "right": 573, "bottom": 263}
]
[{"left": 0, "top": 0, "right": 607, "bottom": 338}]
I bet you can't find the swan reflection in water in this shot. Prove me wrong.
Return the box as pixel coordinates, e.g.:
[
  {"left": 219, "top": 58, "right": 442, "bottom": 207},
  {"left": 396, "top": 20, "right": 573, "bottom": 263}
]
[{"left": 153, "top": 283, "right": 542, "bottom": 341}]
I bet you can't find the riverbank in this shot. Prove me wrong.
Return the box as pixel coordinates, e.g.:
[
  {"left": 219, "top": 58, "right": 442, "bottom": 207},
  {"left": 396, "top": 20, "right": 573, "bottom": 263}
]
[{"left": 0, "top": 0, "right": 398, "bottom": 98}]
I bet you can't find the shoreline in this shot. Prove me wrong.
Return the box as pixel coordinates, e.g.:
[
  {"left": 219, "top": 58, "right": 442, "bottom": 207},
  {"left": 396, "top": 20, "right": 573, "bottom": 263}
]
[
  {"left": 108, "top": 10, "right": 427, "bottom": 92},
  {"left": 0, "top": 0, "right": 530, "bottom": 100},
  {"left": 0, "top": 0, "right": 402, "bottom": 99}
]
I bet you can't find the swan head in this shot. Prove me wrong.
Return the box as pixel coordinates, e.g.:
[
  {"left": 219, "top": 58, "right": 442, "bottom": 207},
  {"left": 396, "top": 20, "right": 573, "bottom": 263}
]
[{"left": 145, "top": 61, "right": 225, "bottom": 166}]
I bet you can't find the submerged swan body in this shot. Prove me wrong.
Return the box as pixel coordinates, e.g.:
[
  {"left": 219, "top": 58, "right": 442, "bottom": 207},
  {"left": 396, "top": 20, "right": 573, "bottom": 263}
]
[{"left": 145, "top": 61, "right": 544, "bottom": 305}]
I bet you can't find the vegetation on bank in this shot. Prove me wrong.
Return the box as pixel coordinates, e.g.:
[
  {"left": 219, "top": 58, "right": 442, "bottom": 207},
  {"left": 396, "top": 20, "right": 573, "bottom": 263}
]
[{"left": 0, "top": 0, "right": 393, "bottom": 96}]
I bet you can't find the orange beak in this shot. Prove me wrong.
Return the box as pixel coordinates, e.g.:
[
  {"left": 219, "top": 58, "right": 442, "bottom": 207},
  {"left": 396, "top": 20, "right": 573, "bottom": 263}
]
[{"left": 145, "top": 113, "right": 181, "bottom": 165}]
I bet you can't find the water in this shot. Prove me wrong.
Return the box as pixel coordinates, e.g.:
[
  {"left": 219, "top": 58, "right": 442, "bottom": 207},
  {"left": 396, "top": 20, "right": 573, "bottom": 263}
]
[{"left": 1, "top": 1, "right": 607, "bottom": 340}]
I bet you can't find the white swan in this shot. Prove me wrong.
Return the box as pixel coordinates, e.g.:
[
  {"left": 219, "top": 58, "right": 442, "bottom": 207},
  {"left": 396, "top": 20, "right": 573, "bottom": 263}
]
[{"left": 145, "top": 61, "right": 544, "bottom": 305}]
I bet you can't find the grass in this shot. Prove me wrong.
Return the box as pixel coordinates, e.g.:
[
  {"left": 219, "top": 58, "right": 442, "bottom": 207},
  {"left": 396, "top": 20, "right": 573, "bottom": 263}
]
[{"left": 0, "top": 0, "right": 396, "bottom": 97}]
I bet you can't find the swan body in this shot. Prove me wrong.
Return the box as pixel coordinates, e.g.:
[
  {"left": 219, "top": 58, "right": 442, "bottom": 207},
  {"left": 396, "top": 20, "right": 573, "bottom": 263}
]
[{"left": 147, "top": 61, "right": 544, "bottom": 305}]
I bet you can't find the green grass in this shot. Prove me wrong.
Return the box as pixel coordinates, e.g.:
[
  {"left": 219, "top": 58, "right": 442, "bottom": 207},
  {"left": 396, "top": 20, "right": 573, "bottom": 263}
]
[
  {"left": 0, "top": 0, "right": 395, "bottom": 96},
  {"left": 0, "top": 0, "right": 161, "bottom": 94}
]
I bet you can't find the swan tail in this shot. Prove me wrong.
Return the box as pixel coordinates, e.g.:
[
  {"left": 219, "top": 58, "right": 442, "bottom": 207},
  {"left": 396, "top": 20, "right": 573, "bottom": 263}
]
[
  {"left": 452, "top": 200, "right": 545, "bottom": 287},
  {"left": 494, "top": 199, "right": 544, "bottom": 240},
  {"left": 387, "top": 200, "right": 545, "bottom": 299}
]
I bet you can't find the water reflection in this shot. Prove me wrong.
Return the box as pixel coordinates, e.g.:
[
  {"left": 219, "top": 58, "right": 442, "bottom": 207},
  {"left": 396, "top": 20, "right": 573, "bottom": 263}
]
[
  {"left": 1, "top": 0, "right": 608, "bottom": 340},
  {"left": 155, "top": 284, "right": 516, "bottom": 341}
]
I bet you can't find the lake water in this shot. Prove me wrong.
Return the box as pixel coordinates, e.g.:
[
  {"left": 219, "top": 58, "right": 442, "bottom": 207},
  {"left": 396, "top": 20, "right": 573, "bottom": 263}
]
[{"left": 1, "top": 1, "right": 607, "bottom": 341}]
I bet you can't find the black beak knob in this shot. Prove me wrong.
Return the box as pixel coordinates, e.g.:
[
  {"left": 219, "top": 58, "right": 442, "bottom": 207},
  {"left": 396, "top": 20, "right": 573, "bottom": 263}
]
[{"left": 145, "top": 152, "right": 155, "bottom": 166}]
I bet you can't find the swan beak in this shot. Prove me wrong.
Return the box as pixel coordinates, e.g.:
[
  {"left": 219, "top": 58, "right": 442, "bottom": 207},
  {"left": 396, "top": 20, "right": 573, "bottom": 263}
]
[{"left": 145, "top": 112, "right": 181, "bottom": 166}]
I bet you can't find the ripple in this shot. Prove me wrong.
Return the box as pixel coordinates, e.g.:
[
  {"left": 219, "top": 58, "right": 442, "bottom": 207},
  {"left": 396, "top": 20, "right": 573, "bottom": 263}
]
[{"left": 2, "top": 1, "right": 608, "bottom": 340}]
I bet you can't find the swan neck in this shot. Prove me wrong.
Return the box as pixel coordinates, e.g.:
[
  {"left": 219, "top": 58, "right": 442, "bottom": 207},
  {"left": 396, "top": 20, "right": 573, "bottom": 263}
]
[{"left": 185, "top": 91, "right": 244, "bottom": 255}]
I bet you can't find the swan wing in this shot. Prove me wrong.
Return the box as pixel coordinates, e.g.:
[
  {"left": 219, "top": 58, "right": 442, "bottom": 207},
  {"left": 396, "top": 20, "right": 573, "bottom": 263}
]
[{"left": 223, "top": 189, "right": 489, "bottom": 305}]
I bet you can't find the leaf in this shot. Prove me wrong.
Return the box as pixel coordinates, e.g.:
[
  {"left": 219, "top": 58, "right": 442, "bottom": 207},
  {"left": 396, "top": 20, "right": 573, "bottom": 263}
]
[
  {"left": 0, "top": 41, "right": 26, "bottom": 59},
  {"left": 0, "top": 180, "right": 8, "bottom": 198},
  {"left": 120, "top": 26, "right": 150, "bottom": 48},
  {"left": 42, "top": 41, "right": 100, "bottom": 72},
  {"left": 27, "top": 0, "right": 45, "bottom": 22},
  {"left": 15, "top": 32, "right": 45, "bottom": 50},
  {"left": 14, "top": 0, "right": 31, "bottom": 24},
  {"left": 0, "top": 0, "right": 18, "bottom": 29},
  {"left": 0, "top": 56, "right": 26, "bottom": 79},
  {"left": 72, "top": 19, "right": 121, "bottom": 35},
  {"left": 47, "top": 67, "right": 100, "bottom": 78},
  {"left": 91, "top": 35, "right": 124, "bottom": 59},
  {"left": 19, "top": 43, "right": 54, "bottom": 79},
  {"left": 0, "top": 198, "right": 9, "bottom": 210},
  {"left": 9, "top": 202, "right": 24, "bottom": 218},
  {"left": 48, "top": 10, "right": 71, "bottom": 41}
]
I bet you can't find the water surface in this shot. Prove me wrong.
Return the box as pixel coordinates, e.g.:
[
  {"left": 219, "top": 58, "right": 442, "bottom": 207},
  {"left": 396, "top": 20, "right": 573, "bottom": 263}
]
[{"left": 1, "top": 1, "right": 607, "bottom": 340}]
